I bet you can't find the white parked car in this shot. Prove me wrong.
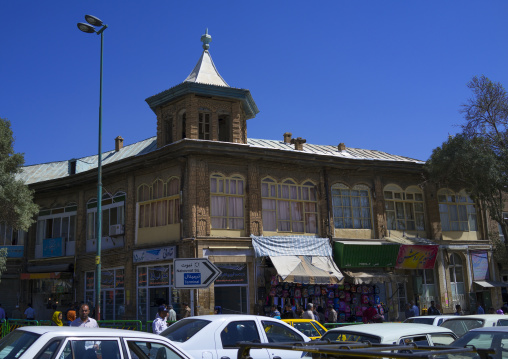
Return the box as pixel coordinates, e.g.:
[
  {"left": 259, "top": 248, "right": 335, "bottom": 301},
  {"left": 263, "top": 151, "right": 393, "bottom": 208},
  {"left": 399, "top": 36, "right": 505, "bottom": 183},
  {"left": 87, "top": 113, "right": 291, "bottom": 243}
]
[
  {"left": 443, "top": 326, "right": 508, "bottom": 358},
  {"left": 319, "top": 323, "right": 457, "bottom": 345},
  {"left": 440, "top": 314, "right": 508, "bottom": 338},
  {"left": 403, "top": 315, "right": 456, "bottom": 326},
  {"left": 160, "top": 314, "right": 311, "bottom": 359},
  {"left": 0, "top": 326, "right": 193, "bottom": 359}
]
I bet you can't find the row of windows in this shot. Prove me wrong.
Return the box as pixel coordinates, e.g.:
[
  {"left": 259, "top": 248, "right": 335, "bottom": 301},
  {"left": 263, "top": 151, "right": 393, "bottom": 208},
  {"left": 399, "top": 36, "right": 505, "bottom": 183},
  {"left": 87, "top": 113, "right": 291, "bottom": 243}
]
[{"left": 33, "top": 177, "right": 480, "bottom": 245}]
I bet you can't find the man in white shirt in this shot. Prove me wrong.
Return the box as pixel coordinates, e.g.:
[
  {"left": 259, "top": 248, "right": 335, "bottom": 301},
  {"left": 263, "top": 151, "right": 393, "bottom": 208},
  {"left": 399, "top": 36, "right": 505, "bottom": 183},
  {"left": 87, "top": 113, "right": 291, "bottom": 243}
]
[
  {"left": 302, "top": 303, "right": 315, "bottom": 320},
  {"left": 24, "top": 303, "right": 35, "bottom": 320},
  {"left": 70, "top": 304, "right": 99, "bottom": 328},
  {"left": 153, "top": 305, "right": 169, "bottom": 334},
  {"left": 70, "top": 304, "right": 99, "bottom": 351},
  {"left": 168, "top": 305, "right": 177, "bottom": 322}
]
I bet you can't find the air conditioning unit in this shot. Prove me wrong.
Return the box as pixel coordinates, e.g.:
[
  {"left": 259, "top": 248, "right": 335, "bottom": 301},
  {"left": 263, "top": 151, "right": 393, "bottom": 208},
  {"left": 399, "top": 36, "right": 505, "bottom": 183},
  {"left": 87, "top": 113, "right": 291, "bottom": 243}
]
[{"left": 109, "top": 224, "right": 124, "bottom": 236}]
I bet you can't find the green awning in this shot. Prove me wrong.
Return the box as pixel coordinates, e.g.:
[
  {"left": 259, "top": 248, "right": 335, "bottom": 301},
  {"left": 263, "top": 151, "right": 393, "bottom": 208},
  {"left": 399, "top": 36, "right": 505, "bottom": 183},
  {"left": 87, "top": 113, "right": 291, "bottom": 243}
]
[{"left": 333, "top": 241, "right": 400, "bottom": 268}]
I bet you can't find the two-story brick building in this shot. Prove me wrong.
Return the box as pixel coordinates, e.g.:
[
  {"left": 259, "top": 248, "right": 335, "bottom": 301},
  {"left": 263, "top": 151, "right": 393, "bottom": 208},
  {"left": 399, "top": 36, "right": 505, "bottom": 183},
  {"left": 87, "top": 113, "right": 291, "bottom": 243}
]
[{"left": 2, "top": 31, "right": 506, "bottom": 321}]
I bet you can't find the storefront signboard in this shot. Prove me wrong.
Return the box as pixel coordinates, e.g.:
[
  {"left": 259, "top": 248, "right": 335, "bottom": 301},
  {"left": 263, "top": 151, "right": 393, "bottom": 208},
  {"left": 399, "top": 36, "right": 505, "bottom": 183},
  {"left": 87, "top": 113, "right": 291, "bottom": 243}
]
[
  {"left": 133, "top": 246, "right": 176, "bottom": 263},
  {"left": 215, "top": 263, "right": 248, "bottom": 285},
  {"left": 43, "top": 237, "right": 63, "bottom": 258},
  {"left": 471, "top": 251, "right": 490, "bottom": 281},
  {"left": 395, "top": 245, "right": 438, "bottom": 269},
  {"left": 0, "top": 245, "right": 24, "bottom": 258}
]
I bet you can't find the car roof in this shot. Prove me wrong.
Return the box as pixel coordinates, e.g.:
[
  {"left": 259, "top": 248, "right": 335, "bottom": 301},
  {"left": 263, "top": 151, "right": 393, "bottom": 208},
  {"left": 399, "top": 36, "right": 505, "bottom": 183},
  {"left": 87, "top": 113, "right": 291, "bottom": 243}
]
[
  {"left": 407, "top": 315, "right": 455, "bottom": 320},
  {"left": 444, "top": 314, "right": 508, "bottom": 321},
  {"left": 17, "top": 326, "right": 163, "bottom": 339},
  {"left": 327, "top": 323, "right": 454, "bottom": 341},
  {"left": 469, "top": 326, "right": 508, "bottom": 333}
]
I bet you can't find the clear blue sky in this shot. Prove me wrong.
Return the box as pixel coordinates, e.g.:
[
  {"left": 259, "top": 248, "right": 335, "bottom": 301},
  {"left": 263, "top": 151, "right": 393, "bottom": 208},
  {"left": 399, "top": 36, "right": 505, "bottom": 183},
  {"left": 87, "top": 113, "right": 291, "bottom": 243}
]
[{"left": 2, "top": 1, "right": 508, "bottom": 166}]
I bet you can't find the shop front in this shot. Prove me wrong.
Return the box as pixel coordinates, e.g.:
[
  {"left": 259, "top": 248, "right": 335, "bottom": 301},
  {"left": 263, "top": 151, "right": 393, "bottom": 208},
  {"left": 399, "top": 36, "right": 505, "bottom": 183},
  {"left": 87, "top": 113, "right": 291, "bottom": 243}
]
[
  {"left": 251, "top": 235, "right": 343, "bottom": 319},
  {"left": 21, "top": 263, "right": 74, "bottom": 320},
  {"left": 214, "top": 263, "right": 249, "bottom": 314},
  {"left": 470, "top": 249, "right": 505, "bottom": 312},
  {"left": 333, "top": 241, "right": 403, "bottom": 321},
  {"left": 133, "top": 245, "right": 180, "bottom": 321}
]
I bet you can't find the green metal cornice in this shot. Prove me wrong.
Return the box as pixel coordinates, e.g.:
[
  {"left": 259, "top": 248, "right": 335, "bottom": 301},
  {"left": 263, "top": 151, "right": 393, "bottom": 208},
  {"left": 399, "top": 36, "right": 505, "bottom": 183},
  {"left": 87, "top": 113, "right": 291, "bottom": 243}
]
[{"left": 145, "top": 82, "right": 259, "bottom": 119}]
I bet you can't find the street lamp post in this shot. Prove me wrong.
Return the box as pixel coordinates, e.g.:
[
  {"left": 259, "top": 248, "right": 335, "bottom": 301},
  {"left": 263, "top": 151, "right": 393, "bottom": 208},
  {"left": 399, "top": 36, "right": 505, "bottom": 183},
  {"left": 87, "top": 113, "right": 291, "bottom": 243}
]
[{"left": 77, "top": 15, "right": 108, "bottom": 321}]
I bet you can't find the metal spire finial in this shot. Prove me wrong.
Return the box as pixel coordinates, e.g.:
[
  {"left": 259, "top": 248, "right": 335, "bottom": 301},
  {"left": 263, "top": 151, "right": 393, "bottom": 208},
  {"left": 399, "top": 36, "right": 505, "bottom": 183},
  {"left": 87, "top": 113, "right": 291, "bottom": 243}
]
[{"left": 201, "top": 28, "right": 212, "bottom": 50}]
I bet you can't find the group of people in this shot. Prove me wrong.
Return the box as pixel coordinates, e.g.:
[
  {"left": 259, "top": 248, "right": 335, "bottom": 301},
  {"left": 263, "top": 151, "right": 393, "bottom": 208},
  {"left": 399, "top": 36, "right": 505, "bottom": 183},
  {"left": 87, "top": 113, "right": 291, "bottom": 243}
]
[
  {"left": 269, "top": 303, "right": 339, "bottom": 323},
  {"left": 405, "top": 300, "right": 508, "bottom": 318},
  {"left": 0, "top": 303, "right": 39, "bottom": 322}
]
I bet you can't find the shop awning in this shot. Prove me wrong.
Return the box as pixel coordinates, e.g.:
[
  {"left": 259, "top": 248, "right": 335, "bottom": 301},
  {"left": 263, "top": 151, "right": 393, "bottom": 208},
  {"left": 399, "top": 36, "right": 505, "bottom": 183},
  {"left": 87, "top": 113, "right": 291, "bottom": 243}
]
[
  {"left": 333, "top": 241, "right": 400, "bottom": 268},
  {"left": 270, "top": 255, "right": 343, "bottom": 284},
  {"left": 343, "top": 269, "right": 408, "bottom": 285},
  {"left": 21, "top": 272, "right": 62, "bottom": 280},
  {"left": 27, "top": 264, "right": 73, "bottom": 273},
  {"left": 251, "top": 235, "right": 343, "bottom": 283},
  {"left": 474, "top": 280, "right": 508, "bottom": 288}
]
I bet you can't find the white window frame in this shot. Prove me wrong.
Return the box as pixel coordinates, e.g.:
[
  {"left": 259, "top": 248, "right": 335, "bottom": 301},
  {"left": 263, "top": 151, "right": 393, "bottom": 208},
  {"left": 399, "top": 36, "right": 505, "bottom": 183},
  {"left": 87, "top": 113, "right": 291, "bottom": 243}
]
[
  {"left": 210, "top": 174, "right": 245, "bottom": 230},
  {"left": 331, "top": 183, "right": 373, "bottom": 229},
  {"left": 35, "top": 204, "right": 77, "bottom": 258},
  {"left": 84, "top": 267, "right": 125, "bottom": 321},
  {"left": 438, "top": 189, "right": 477, "bottom": 232},
  {"left": 384, "top": 185, "right": 425, "bottom": 231},
  {"left": 0, "top": 223, "right": 27, "bottom": 246},
  {"left": 86, "top": 193, "right": 126, "bottom": 240}
]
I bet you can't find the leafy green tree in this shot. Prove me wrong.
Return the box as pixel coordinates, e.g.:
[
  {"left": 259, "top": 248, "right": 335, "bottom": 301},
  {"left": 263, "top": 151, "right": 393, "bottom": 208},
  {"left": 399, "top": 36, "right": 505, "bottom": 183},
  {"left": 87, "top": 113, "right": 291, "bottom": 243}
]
[
  {"left": 0, "top": 117, "right": 38, "bottom": 282},
  {"left": 425, "top": 75, "right": 508, "bottom": 246}
]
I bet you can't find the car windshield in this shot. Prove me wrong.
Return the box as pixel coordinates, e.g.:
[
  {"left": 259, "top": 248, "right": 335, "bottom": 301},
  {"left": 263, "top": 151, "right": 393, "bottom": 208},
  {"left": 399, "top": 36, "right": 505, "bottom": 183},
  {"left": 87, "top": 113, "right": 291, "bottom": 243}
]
[
  {"left": 320, "top": 331, "right": 381, "bottom": 344},
  {"left": 442, "top": 331, "right": 508, "bottom": 359},
  {"left": 160, "top": 318, "right": 211, "bottom": 343},
  {"left": 0, "top": 330, "right": 40, "bottom": 359},
  {"left": 404, "top": 317, "right": 434, "bottom": 325},
  {"left": 440, "top": 319, "right": 484, "bottom": 337}
]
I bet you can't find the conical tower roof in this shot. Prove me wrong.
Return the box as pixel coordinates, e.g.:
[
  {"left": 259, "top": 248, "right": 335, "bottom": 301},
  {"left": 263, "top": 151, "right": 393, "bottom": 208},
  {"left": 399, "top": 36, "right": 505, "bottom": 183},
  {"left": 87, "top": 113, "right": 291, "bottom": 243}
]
[{"left": 184, "top": 29, "right": 229, "bottom": 87}]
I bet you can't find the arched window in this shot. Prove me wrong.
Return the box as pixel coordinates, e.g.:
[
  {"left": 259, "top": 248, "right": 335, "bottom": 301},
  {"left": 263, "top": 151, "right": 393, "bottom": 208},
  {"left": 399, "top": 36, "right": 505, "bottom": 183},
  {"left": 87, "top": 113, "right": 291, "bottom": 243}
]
[
  {"left": 384, "top": 185, "right": 425, "bottom": 231},
  {"left": 331, "top": 183, "right": 372, "bottom": 229},
  {"left": 137, "top": 178, "right": 180, "bottom": 229},
  {"left": 210, "top": 174, "right": 244, "bottom": 229},
  {"left": 449, "top": 253, "right": 465, "bottom": 299},
  {"left": 87, "top": 193, "right": 126, "bottom": 240},
  {"left": 261, "top": 178, "right": 318, "bottom": 234},
  {"left": 438, "top": 189, "right": 477, "bottom": 231}
]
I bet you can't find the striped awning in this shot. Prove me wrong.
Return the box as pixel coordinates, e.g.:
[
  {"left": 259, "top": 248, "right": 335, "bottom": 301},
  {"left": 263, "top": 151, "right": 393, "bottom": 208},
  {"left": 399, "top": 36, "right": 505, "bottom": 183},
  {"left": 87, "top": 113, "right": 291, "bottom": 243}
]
[{"left": 251, "top": 235, "right": 333, "bottom": 257}]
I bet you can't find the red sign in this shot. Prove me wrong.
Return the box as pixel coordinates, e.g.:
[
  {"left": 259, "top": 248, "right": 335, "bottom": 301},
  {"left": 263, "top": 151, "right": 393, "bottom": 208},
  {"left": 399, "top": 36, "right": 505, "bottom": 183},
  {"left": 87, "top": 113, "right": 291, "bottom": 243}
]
[{"left": 395, "top": 245, "right": 438, "bottom": 269}]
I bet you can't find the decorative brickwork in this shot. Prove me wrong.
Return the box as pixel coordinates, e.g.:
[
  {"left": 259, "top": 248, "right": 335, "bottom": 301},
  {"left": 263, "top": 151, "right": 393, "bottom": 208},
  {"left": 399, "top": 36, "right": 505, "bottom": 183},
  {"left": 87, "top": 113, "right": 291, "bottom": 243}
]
[{"left": 248, "top": 162, "right": 261, "bottom": 235}]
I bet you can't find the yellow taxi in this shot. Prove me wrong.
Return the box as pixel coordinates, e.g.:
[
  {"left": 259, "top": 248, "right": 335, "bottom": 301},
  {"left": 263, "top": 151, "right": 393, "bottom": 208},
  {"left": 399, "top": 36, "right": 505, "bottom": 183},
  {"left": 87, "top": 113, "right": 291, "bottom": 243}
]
[{"left": 282, "top": 319, "right": 327, "bottom": 340}]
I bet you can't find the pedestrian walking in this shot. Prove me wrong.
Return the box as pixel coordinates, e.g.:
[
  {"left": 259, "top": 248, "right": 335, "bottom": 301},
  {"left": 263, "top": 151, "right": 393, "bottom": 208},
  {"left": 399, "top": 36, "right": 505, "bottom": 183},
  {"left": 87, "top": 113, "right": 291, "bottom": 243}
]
[
  {"left": 67, "top": 306, "right": 77, "bottom": 325},
  {"left": 152, "top": 305, "right": 169, "bottom": 334},
  {"left": 327, "top": 304, "right": 337, "bottom": 323},
  {"left": 476, "top": 302, "right": 485, "bottom": 314},
  {"left": 404, "top": 303, "right": 414, "bottom": 319},
  {"left": 181, "top": 303, "right": 191, "bottom": 318},
  {"left": 454, "top": 304, "right": 463, "bottom": 316},
  {"left": 0, "top": 304, "right": 5, "bottom": 322},
  {"left": 168, "top": 305, "right": 177, "bottom": 321},
  {"left": 70, "top": 304, "right": 98, "bottom": 328},
  {"left": 24, "top": 303, "right": 35, "bottom": 320},
  {"left": 302, "top": 303, "right": 315, "bottom": 320},
  {"left": 51, "top": 311, "right": 63, "bottom": 326},
  {"left": 410, "top": 301, "right": 420, "bottom": 316},
  {"left": 11, "top": 305, "right": 21, "bottom": 320},
  {"left": 427, "top": 301, "right": 441, "bottom": 315},
  {"left": 316, "top": 306, "right": 325, "bottom": 324}
]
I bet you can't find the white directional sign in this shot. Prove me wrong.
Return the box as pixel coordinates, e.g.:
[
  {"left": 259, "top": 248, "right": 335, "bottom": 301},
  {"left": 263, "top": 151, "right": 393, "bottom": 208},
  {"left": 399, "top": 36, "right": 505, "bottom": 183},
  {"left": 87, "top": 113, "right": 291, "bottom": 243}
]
[{"left": 174, "top": 258, "right": 222, "bottom": 289}]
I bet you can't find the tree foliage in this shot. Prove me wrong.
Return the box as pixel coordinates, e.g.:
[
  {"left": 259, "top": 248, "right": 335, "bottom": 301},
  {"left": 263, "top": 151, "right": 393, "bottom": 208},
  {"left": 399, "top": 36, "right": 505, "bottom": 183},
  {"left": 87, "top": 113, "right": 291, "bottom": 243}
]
[
  {"left": 0, "top": 248, "right": 6, "bottom": 284},
  {"left": 425, "top": 75, "right": 508, "bottom": 245},
  {"left": 0, "top": 118, "right": 38, "bottom": 231}
]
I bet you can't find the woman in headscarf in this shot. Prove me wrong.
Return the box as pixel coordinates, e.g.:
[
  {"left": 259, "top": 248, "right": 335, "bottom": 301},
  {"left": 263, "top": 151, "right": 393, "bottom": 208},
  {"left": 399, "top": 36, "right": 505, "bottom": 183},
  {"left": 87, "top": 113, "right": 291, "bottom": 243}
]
[{"left": 51, "top": 311, "right": 63, "bottom": 326}]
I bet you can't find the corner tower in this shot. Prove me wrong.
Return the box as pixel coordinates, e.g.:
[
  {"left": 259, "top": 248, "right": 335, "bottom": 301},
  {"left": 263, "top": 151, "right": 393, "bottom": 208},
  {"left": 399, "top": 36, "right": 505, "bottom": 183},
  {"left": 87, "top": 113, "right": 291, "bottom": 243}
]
[{"left": 146, "top": 29, "right": 259, "bottom": 148}]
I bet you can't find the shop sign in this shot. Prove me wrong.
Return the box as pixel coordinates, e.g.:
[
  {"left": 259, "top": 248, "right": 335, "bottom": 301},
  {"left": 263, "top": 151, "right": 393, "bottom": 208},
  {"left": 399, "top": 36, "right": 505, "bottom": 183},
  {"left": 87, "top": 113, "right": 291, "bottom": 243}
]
[
  {"left": 471, "top": 251, "right": 490, "bottom": 281},
  {"left": 0, "top": 245, "right": 24, "bottom": 258},
  {"left": 395, "top": 245, "right": 438, "bottom": 269},
  {"left": 43, "top": 237, "right": 63, "bottom": 258},
  {"left": 215, "top": 263, "right": 248, "bottom": 285},
  {"left": 133, "top": 246, "right": 176, "bottom": 263}
]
